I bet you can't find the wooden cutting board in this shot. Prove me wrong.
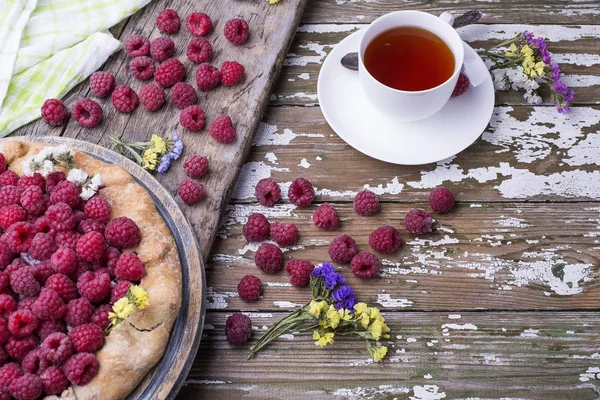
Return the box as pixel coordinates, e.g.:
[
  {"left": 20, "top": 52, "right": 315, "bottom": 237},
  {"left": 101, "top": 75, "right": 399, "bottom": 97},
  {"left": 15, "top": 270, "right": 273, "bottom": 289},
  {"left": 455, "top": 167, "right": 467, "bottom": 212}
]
[{"left": 14, "top": 0, "right": 308, "bottom": 261}]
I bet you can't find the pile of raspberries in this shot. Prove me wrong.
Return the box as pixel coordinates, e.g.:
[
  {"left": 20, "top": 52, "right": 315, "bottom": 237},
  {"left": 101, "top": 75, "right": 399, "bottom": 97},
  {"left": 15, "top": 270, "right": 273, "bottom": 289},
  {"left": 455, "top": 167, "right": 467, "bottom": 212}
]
[
  {"left": 40, "top": 8, "right": 248, "bottom": 143},
  {"left": 226, "top": 179, "right": 456, "bottom": 344},
  {"left": 0, "top": 153, "right": 147, "bottom": 399}
]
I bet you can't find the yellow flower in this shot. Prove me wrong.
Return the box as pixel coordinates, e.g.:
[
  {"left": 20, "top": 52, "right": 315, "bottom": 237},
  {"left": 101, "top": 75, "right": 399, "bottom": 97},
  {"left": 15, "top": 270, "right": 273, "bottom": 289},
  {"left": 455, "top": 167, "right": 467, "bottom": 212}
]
[
  {"left": 354, "top": 302, "right": 368, "bottom": 316},
  {"left": 267, "top": 0, "right": 280, "bottom": 3},
  {"left": 368, "top": 307, "right": 382, "bottom": 321},
  {"left": 360, "top": 313, "right": 370, "bottom": 329},
  {"left": 372, "top": 346, "right": 388, "bottom": 362},
  {"left": 308, "top": 300, "right": 327, "bottom": 317},
  {"left": 326, "top": 305, "right": 341, "bottom": 329},
  {"left": 505, "top": 43, "right": 518, "bottom": 57},
  {"left": 111, "top": 298, "right": 135, "bottom": 320},
  {"left": 320, "top": 319, "right": 329, "bottom": 329},
  {"left": 533, "top": 61, "right": 546, "bottom": 77},
  {"left": 129, "top": 286, "right": 150, "bottom": 310},
  {"left": 312, "top": 331, "right": 334, "bottom": 348},
  {"left": 368, "top": 319, "right": 384, "bottom": 340},
  {"left": 150, "top": 134, "right": 167, "bottom": 154},
  {"left": 520, "top": 45, "right": 533, "bottom": 58},
  {"left": 141, "top": 150, "right": 158, "bottom": 170},
  {"left": 338, "top": 308, "right": 353, "bottom": 321}
]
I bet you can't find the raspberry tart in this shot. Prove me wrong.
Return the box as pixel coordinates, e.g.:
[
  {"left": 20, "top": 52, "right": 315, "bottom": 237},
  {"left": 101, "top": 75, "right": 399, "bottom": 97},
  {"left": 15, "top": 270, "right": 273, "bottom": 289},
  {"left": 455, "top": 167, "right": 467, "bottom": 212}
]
[{"left": 0, "top": 141, "right": 182, "bottom": 400}]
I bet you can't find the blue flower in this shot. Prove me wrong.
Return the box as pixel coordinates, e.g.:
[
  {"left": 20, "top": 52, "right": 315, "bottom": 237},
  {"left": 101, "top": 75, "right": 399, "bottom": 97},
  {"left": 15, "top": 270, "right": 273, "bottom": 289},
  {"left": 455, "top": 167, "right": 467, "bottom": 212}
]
[
  {"left": 311, "top": 262, "right": 335, "bottom": 277},
  {"left": 332, "top": 285, "right": 357, "bottom": 310},
  {"left": 157, "top": 132, "right": 185, "bottom": 174},
  {"left": 324, "top": 271, "right": 345, "bottom": 289}
]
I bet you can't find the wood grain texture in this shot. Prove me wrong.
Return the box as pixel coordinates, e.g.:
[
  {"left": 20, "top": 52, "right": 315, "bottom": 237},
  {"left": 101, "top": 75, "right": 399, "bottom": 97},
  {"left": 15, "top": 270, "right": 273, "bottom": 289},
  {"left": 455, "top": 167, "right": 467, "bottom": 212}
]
[
  {"left": 13, "top": 0, "right": 308, "bottom": 262},
  {"left": 178, "top": 311, "right": 600, "bottom": 400}
]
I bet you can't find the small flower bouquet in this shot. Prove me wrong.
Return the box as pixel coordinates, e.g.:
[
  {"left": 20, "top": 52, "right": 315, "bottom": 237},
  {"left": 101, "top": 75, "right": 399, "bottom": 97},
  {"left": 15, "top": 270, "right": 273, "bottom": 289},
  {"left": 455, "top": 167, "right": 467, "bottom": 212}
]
[
  {"left": 106, "top": 285, "right": 149, "bottom": 334},
  {"left": 111, "top": 132, "right": 183, "bottom": 173},
  {"left": 249, "top": 263, "right": 390, "bottom": 362},
  {"left": 480, "top": 31, "right": 574, "bottom": 113}
]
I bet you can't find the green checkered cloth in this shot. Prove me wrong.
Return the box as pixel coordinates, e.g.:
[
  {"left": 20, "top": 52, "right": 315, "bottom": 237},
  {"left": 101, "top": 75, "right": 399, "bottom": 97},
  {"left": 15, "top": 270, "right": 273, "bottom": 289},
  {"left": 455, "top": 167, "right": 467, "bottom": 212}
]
[{"left": 0, "top": 0, "right": 151, "bottom": 137}]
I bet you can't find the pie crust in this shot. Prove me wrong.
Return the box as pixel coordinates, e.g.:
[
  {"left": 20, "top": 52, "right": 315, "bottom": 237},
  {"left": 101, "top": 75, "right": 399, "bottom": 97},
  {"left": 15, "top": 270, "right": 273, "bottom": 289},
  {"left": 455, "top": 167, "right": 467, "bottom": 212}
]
[{"left": 1, "top": 141, "right": 183, "bottom": 400}]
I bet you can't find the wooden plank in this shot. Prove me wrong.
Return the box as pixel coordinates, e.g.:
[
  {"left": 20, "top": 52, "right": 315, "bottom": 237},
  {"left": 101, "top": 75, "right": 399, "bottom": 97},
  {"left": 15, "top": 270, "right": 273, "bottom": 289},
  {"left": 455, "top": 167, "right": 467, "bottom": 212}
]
[
  {"left": 14, "top": 0, "right": 308, "bottom": 262},
  {"left": 230, "top": 105, "right": 600, "bottom": 203},
  {"left": 271, "top": 26, "right": 600, "bottom": 106},
  {"left": 178, "top": 311, "right": 600, "bottom": 399},
  {"left": 303, "top": 0, "right": 600, "bottom": 25},
  {"left": 206, "top": 202, "right": 600, "bottom": 312}
]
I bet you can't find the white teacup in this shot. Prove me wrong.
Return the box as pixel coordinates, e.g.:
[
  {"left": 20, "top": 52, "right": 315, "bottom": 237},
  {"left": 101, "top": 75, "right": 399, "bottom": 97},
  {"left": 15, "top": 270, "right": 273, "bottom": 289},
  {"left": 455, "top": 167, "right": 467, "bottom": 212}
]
[{"left": 358, "top": 11, "right": 465, "bottom": 121}]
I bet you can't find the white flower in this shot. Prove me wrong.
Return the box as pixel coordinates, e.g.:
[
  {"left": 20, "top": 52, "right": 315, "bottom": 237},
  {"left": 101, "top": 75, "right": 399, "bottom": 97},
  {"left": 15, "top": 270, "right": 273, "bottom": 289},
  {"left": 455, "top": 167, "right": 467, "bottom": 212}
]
[
  {"left": 22, "top": 158, "right": 34, "bottom": 176},
  {"left": 524, "top": 90, "right": 543, "bottom": 105},
  {"left": 506, "top": 66, "right": 528, "bottom": 90},
  {"left": 89, "top": 174, "right": 103, "bottom": 189},
  {"left": 80, "top": 187, "right": 96, "bottom": 201},
  {"left": 492, "top": 70, "right": 509, "bottom": 91},
  {"left": 33, "top": 147, "right": 54, "bottom": 164},
  {"left": 39, "top": 160, "right": 54, "bottom": 177},
  {"left": 52, "top": 145, "right": 74, "bottom": 159},
  {"left": 67, "top": 168, "right": 88, "bottom": 184},
  {"left": 524, "top": 79, "right": 540, "bottom": 91}
]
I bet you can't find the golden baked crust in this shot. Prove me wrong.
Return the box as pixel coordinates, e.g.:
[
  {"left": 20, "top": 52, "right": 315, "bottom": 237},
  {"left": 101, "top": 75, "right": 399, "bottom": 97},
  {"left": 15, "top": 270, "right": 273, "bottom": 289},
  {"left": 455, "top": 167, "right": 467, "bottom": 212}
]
[{"left": 1, "top": 141, "right": 183, "bottom": 400}]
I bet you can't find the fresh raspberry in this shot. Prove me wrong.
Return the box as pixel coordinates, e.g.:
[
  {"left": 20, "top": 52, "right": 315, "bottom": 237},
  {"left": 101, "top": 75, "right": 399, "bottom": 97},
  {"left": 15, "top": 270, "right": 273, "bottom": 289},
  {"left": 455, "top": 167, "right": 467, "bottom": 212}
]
[
  {"left": 221, "top": 61, "right": 245, "bottom": 85},
  {"left": 21, "top": 348, "right": 49, "bottom": 375},
  {"left": 242, "top": 213, "right": 270, "bottom": 242},
  {"left": 110, "top": 280, "right": 131, "bottom": 303},
  {"left": 40, "top": 366, "right": 68, "bottom": 395},
  {"left": 452, "top": 73, "right": 470, "bottom": 97},
  {"left": 179, "top": 105, "right": 205, "bottom": 131},
  {"left": 32, "top": 216, "right": 53, "bottom": 236},
  {"left": 285, "top": 260, "right": 315, "bottom": 287},
  {"left": 90, "top": 304, "right": 111, "bottom": 330},
  {"left": 69, "top": 323, "right": 104, "bottom": 353},
  {"left": 45, "top": 203, "right": 75, "bottom": 232},
  {"left": 89, "top": 72, "right": 115, "bottom": 98},
  {"left": 124, "top": 35, "right": 150, "bottom": 58},
  {"left": 33, "top": 261, "right": 54, "bottom": 284},
  {"left": 28, "top": 232, "right": 56, "bottom": 261},
  {"left": 72, "top": 209, "right": 87, "bottom": 225},
  {"left": 288, "top": 178, "right": 315, "bottom": 207},
  {"left": 0, "top": 363, "right": 22, "bottom": 387},
  {"left": 225, "top": 313, "right": 252, "bottom": 344},
  {"left": 187, "top": 37, "right": 212, "bottom": 63},
  {"left": 0, "top": 154, "right": 4, "bottom": 174},
  {"left": 209, "top": 115, "right": 236, "bottom": 143},
  {"left": 129, "top": 56, "right": 155, "bottom": 80},
  {"left": 17, "top": 297, "right": 36, "bottom": 312},
  {"left": 353, "top": 189, "right": 379, "bottom": 216},
  {"left": 224, "top": 18, "right": 249, "bottom": 45},
  {"left": 369, "top": 226, "right": 403, "bottom": 254},
  {"left": 0, "top": 243, "right": 12, "bottom": 270},
  {"left": 237, "top": 275, "right": 262, "bottom": 302},
  {"left": 45, "top": 172, "right": 66, "bottom": 194},
  {"left": 17, "top": 174, "right": 45, "bottom": 192},
  {"left": 150, "top": 37, "right": 175, "bottom": 62},
  {"left": 49, "top": 180, "right": 80, "bottom": 208},
  {"left": 36, "top": 320, "right": 66, "bottom": 341},
  {"left": 40, "top": 332, "right": 72, "bottom": 364},
  {"left": 186, "top": 13, "right": 212, "bottom": 36},
  {"left": 328, "top": 234, "right": 358, "bottom": 263},
  {"left": 429, "top": 187, "right": 455, "bottom": 214},
  {"left": 102, "top": 247, "right": 120, "bottom": 277},
  {"left": 72, "top": 98, "right": 102, "bottom": 128},
  {"left": 77, "top": 271, "right": 110, "bottom": 304},
  {"left": 76, "top": 231, "right": 105, "bottom": 263},
  {"left": 351, "top": 252, "right": 380, "bottom": 279},
  {"left": 270, "top": 222, "right": 298, "bottom": 246},
  {"left": 115, "top": 252, "right": 145, "bottom": 281},
  {"left": 20, "top": 186, "right": 46, "bottom": 216},
  {"left": 72, "top": 260, "right": 92, "bottom": 280},
  {"left": 112, "top": 85, "right": 139, "bottom": 113},
  {"left": 0, "top": 297, "right": 16, "bottom": 317},
  {"left": 64, "top": 298, "right": 93, "bottom": 327},
  {"left": 5, "top": 222, "right": 36, "bottom": 254},
  {"left": 139, "top": 83, "right": 166, "bottom": 111},
  {"left": 405, "top": 208, "right": 433, "bottom": 235},
  {"left": 0, "top": 205, "right": 26, "bottom": 230},
  {"left": 45, "top": 274, "right": 77, "bottom": 302},
  {"left": 78, "top": 219, "right": 104, "bottom": 235},
  {"left": 8, "top": 372, "right": 42, "bottom": 400},
  {"left": 32, "top": 289, "right": 66, "bottom": 321},
  {"left": 41, "top": 99, "right": 69, "bottom": 126},
  {"left": 312, "top": 203, "right": 340, "bottom": 230},
  {"left": 5, "top": 258, "right": 26, "bottom": 277},
  {"left": 156, "top": 9, "right": 180, "bottom": 34},
  {"left": 178, "top": 179, "right": 206, "bottom": 205},
  {"left": 0, "top": 186, "right": 20, "bottom": 207},
  {"left": 104, "top": 217, "right": 141, "bottom": 249},
  {"left": 170, "top": 82, "right": 197, "bottom": 109},
  {"left": 8, "top": 310, "right": 38, "bottom": 338},
  {"left": 54, "top": 231, "right": 80, "bottom": 251},
  {"left": 254, "top": 243, "right": 283, "bottom": 274},
  {"left": 0, "top": 171, "right": 19, "bottom": 187},
  {"left": 255, "top": 178, "right": 280, "bottom": 207},
  {"left": 183, "top": 155, "right": 209, "bottom": 178},
  {"left": 63, "top": 352, "right": 99, "bottom": 385},
  {"left": 0, "top": 272, "right": 8, "bottom": 291},
  {"left": 5, "top": 335, "right": 36, "bottom": 361},
  {"left": 155, "top": 58, "right": 185, "bottom": 87},
  {"left": 195, "top": 63, "right": 221, "bottom": 91}
]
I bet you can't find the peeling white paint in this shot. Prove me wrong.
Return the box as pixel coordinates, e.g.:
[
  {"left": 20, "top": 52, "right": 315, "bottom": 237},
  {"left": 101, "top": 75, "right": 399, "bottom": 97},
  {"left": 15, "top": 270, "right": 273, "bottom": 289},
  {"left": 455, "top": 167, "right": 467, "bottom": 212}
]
[
  {"left": 206, "top": 288, "right": 236, "bottom": 310},
  {"left": 264, "top": 152, "right": 278, "bottom": 164},
  {"left": 296, "top": 24, "right": 363, "bottom": 34},
  {"left": 497, "top": 216, "right": 529, "bottom": 228},
  {"left": 376, "top": 294, "right": 414, "bottom": 308},
  {"left": 333, "top": 384, "right": 410, "bottom": 399},
  {"left": 364, "top": 177, "right": 404, "bottom": 195},
  {"left": 424, "top": 374, "right": 433, "bottom": 380},
  {"left": 280, "top": 334, "right": 295, "bottom": 340},
  {"left": 273, "top": 301, "right": 302, "bottom": 308},
  {"left": 461, "top": 24, "right": 600, "bottom": 42},
  {"left": 442, "top": 323, "right": 478, "bottom": 331},
  {"left": 407, "top": 338, "right": 417, "bottom": 343},
  {"left": 266, "top": 282, "right": 292, "bottom": 287},
  {"left": 579, "top": 367, "right": 600, "bottom": 382},
  {"left": 297, "top": 73, "right": 310, "bottom": 80},
  {"left": 520, "top": 329, "right": 540, "bottom": 338},
  {"left": 253, "top": 123, "right": 325, "bottom": 147},
  {"left": 448, "top": 314, "right": 462, "bottom": 319},
  {"left": 299, "top": 158, "right": 311, "bottom": 169},
  {"left": 410, "top": 385, "right": 447, "bottom": 400}
]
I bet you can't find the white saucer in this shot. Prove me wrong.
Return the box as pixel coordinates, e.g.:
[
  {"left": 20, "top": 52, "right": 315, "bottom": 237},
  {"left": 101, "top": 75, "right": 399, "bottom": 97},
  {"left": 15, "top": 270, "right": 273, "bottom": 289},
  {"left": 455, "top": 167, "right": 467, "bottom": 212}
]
[{"left": 317, "top": 29, "right": 495, "bottom": 165}]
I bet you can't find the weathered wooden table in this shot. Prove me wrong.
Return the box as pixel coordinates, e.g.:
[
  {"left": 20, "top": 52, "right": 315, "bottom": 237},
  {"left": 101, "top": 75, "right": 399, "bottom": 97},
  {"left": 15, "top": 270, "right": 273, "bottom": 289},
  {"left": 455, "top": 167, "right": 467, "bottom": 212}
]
[{"left": 12, "top": 0, "right": 600, "bottom": 399}]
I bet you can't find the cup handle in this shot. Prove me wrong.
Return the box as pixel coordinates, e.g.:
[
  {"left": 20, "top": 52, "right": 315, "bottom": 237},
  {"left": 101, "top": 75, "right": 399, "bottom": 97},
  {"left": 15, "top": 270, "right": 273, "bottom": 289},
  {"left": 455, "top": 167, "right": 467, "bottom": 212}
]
[{"left": 438, "top": 11, "right": 485, "bottom": 88}]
